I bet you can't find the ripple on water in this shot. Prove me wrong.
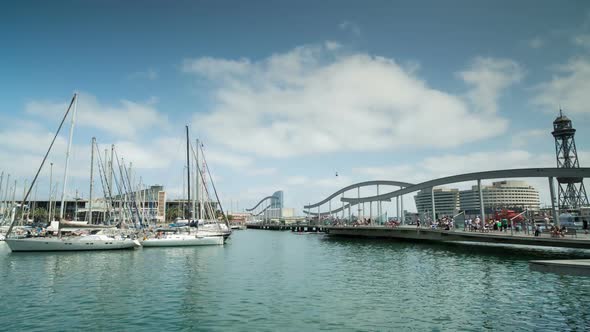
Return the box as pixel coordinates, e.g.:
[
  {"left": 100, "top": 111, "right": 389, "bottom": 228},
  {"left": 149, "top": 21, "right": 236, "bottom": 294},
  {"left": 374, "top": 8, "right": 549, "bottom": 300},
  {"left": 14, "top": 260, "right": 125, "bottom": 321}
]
[{"left": 1, "top": 233, "right": 590, "bottom": 331}]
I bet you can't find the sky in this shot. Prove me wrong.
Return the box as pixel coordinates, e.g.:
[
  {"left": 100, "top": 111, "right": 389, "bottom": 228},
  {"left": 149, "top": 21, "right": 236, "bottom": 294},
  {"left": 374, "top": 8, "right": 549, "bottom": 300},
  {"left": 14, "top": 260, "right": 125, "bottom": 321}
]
[{"left": 1, "top": 0, "right": 590, "bottom": 216}]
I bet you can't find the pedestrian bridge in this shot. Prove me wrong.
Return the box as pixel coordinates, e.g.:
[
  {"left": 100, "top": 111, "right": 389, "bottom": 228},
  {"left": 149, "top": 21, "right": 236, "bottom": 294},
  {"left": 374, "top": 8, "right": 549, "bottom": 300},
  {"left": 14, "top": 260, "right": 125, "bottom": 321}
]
[
  {"left": 246, "top": 190, "right": 283, "bottom": 217},
  {"left": 304, "top": 168, "right": 590, "bottom": 226},
  {"left": 303, "top": 180, "right": 414, "bottom": 222}
]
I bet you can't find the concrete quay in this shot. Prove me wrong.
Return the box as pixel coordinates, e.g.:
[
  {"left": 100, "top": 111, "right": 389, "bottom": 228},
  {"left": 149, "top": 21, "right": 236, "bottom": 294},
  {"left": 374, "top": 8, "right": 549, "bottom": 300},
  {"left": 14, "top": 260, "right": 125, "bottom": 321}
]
[
  {"left": 324, "top": 225, "right": 590, "bottom": 249},
  {"left": 529, "top": 259, "right": 590, "bottom": 276},
  {"left": 246, "top": 223, "right": 590, "bottom": 250}
]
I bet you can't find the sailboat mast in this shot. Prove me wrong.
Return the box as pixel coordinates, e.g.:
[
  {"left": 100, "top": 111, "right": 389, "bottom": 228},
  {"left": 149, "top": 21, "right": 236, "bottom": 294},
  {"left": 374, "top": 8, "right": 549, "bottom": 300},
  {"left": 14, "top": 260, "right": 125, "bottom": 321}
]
[
  {"left": 104, "top": 148, "right": 108, "bottom": 223},
  {"left": 186, "top": 125, "right": 192, "bottom": 220},
  {"left": 48, "top": 164, "right": 53, "bottom": 222},
  {"left": 88, "top": 137, "right": 95, "bottom": 223},
  {"left": 59, "top": 93, "right": 78, "bottom": 220},
  {"left": 196, "top": 138, "right": 201, "bottom": 220},
  {"left": 3, "top": 174, "right": 10, "bottom": 220},
  {"left": 0, "top": 172, "right": 4, "bottom": 217}
]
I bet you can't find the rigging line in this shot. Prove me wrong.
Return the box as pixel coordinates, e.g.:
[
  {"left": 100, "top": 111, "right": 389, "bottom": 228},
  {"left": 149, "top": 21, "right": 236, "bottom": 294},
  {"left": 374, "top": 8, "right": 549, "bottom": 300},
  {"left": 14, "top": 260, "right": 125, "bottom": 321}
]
[
  {"left": 112, "top": 149, "right": 133, "bottom": 226},
  {"left": 189, "top": 143, "right": 216, "bottom": 223},
  {"left": 93, "top": 141, "right": 114, "bottom": 222},
  {"left": 114, "top": 150, "right": 142, "bottom": 228},
  {"left": 5, "top": 94, "right": 76, "bottom": 238},
  {"left": 122, "top": 159, "right": 143, "bottom": 227},
  {"left": 199, "top": 144, "right": 229, "bottom": 228}
]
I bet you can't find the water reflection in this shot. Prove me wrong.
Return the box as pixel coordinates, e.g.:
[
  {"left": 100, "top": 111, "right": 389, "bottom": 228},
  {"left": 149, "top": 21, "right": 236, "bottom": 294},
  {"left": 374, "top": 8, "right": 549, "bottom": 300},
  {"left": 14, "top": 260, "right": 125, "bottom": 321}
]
[{"left": 1, "top": 232, "right": 589, "bottom": 331}]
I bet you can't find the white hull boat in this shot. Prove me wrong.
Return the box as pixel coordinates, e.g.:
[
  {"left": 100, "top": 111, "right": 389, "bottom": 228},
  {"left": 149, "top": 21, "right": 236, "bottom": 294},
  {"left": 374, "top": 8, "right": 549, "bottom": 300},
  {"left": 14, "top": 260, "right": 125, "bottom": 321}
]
[
  {"left": 5, "top": 235, "right": 140, "bottom": 252},
  {"left": 142, "top": 234, "right": 224, "bottom": 247}
]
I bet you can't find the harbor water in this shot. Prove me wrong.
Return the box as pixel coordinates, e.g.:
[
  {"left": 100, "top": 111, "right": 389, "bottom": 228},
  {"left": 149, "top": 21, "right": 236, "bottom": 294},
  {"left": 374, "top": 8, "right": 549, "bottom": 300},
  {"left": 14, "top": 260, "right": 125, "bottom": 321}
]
[{"left": 1, "top": 230, "right": 590, "bottom": 331}]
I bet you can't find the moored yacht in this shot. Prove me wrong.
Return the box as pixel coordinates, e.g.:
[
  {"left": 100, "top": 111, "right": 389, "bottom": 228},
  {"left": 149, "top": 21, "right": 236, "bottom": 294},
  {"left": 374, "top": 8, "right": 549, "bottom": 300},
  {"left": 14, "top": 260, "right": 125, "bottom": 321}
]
[
  {"left": 142, "top": 227, "right": 223, "bottom": 247},
  {"left": 5, "top": 232, "right": 140, "bottom": 252},
  {"left": 3, "top": 93, "right": 143, "bottom": 252}
]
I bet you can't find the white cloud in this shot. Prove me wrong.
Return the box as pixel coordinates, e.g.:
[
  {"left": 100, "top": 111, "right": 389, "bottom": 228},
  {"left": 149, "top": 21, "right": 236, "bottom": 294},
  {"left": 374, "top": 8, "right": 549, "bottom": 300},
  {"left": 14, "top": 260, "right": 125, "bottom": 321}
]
[
  {"left": 182, "top": 57, "right": 251, "bottom": 79},
  {"left": 246, "top": 167, "right": 278, "bottom": 176},
  {"left": 532, "top": 57, "right": 590, "bottom": 114},
  {"left": 458, "top": 57, "right": 523, "bottom": 114},
  {"left": 339, "top": 21, "right": 361, "bottom": 36},
  {"left": 324, "top": 40, "right": 342, "bottom": 51},
  {"left": 510, "top": 129, "right": 547, "bottom": 148},
  {"left": 184, "top": 43, "right": 514, "bottom": 158},
  {"left": 285, "top": 176, "right": 308, "bottom": 186},
  {"left": 203, "top": 148, "right": 253, "bottom": 169},
  {"left": 572, "top": 34, "right": 590, "bottom": 48},
  {"left": 25, "top": 92, "right": 168, "bottom": 138},
  {"left": 528, "top": 36, "right": 544, "bottom": 49}
]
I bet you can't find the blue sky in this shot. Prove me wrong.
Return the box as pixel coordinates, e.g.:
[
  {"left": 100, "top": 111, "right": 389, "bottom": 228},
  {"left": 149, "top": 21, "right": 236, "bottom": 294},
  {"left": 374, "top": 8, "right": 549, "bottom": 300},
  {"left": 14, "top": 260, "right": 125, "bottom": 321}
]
[{"left": 1, "top": 0, "right": 590, "bottom": 215}]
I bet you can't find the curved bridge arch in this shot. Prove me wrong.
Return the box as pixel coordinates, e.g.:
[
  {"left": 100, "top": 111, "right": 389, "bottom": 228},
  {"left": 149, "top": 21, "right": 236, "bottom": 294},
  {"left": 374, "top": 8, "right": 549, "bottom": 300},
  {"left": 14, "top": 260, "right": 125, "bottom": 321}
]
[
  {"left": 253, "top": 205, "right": 272, "bottom": 216},
  {"left": 341, "top": 167, "right": 590, "bottom": 204},
  {"left": 246, "top": 196, "right": 276, "bottom": 212},
  {"left": 303, "top": 202, "right": 367, "bottom": 216},
  {"left": 303, "top": 180, "right": 413, "bottom": 209}
]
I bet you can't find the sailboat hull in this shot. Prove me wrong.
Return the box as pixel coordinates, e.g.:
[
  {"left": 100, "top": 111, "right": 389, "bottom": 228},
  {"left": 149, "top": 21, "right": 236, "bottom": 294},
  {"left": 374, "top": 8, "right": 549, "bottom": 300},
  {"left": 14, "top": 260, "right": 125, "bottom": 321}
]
[
  {"left": 142, "top": 235, "right": 224, "bottom": 247},
  {"left": 5, "top": 236, "right": 139, "bottom": 252}
]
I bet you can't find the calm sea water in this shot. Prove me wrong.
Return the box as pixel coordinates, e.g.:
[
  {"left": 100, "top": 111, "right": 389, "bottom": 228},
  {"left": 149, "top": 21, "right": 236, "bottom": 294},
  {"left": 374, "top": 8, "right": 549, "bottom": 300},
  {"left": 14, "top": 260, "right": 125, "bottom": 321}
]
[{"left": 1, "top": 230, "right": 590, "bottom": 331}]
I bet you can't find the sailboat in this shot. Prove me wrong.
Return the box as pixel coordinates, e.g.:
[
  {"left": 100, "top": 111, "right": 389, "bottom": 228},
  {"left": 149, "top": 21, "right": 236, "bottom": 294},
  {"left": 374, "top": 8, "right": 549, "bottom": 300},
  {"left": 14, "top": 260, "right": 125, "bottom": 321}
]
[
  {"left": 141, "top": 125, "right": 224, "bottom": 247},
  {"left": 192, "top": 138, "right": 231, "bottom": 240},
  {"left": 4, "top": 93, "right": 140, "bottom": 252}
]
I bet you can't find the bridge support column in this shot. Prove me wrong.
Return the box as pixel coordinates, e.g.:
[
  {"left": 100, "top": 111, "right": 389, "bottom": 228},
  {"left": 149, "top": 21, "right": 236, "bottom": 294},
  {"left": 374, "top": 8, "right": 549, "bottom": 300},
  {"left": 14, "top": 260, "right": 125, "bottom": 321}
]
[
  {"left": 397, "top": 196, "right": 400, "bottom": 222},
  {"left": 377, "top": 185, "right": 380, "bottom": 224},
  {"left": 401, "top": 192, "right": 404, "bottom": 225},
  {"left": 370, "top": 201, "right": 373, "bottom": 225},
  {"left": 431, "top": 187, "right": 436, "bottom": 223},
  {"left": 478, "top": 179, "right": 485, "bottom": 231},
  {"left": 357, "top": 187, "right": 361, "bottom": 220},
  {"left": 549, "top": 176, "right": 559, "bottom": 227},
  {"left": 341, "top": 193, "right": 344, "bottom": 220},
  {"left": 317, "top": 206, "right": 320, "bottom": 226},
  {"left": 329, "top": 200, "right": 332, "bottom": 220},
  {"left": 348, "top": 203, "right": 351, "bottom": 223}
]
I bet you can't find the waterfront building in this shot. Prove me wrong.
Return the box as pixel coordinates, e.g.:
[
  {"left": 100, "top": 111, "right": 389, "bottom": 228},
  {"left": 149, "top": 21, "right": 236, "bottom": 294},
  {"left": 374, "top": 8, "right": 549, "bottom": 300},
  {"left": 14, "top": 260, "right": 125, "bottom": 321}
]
[
  {"left": 414, "top": 188, "right": 460, "bottom": 218},
  {"left": 460, "top": 180, "right": 540, "bottom": 214}
]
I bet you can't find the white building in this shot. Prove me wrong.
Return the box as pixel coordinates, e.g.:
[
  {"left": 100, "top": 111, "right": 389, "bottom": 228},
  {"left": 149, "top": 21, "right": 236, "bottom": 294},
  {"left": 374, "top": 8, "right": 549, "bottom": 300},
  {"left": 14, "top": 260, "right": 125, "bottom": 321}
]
[
  {"left": 414, "top": 188, "right": 460, "bottom": 218},
  {"left": 459, "top": 180, "right": 540, "bottom": 213}
]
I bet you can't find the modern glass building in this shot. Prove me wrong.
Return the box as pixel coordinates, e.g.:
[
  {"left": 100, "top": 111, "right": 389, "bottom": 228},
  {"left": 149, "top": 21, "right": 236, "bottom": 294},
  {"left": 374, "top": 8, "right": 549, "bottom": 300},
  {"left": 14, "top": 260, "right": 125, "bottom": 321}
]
[
  {"left": 414, "top": 188, "right": 460, "bottom": 218},
  {"left": 459, "top": 180, "right": 540, "bottom": 214}
]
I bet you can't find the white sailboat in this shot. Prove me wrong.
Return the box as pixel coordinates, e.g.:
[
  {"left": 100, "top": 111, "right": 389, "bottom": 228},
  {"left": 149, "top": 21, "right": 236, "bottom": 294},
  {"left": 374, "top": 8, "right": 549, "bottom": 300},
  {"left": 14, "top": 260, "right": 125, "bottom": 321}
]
[
  {"left": 142, "top": 227, "right": 223, "bottom": 247},
  {"left": 4, "top": 93, "right": 140, "bottom": 252},
  {"left": 140, "top": 125, "right": 224, "bottom": 247},
  {"left": 192, "top": 138, "right": 231, "bottom": 240},
  {"left": 5, "top": 234, "right": 140, "bottom": 252}
]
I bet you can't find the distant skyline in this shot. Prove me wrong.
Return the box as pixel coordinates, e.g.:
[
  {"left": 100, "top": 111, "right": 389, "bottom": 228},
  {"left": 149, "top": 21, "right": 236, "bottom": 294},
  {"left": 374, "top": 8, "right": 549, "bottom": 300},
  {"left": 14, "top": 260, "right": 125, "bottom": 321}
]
[{"left": 1, "top": 1, "right": 589, "bottom": 214}]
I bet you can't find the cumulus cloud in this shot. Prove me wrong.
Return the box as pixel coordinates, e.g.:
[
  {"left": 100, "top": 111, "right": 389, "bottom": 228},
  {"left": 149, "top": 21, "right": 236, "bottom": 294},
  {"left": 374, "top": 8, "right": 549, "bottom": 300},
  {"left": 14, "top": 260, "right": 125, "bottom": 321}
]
[
  {"left": 184, "top": 43, "right": 514, "bottom": 158},
  {"left": 457, "top": 57, "right": 524, "bottom": 114},
  {"left": 572, "top": 34, "right": 590, "bottom": 48},
  {"left": 25, "top": 92, "right": 168, "bottom": 138},
  {"left": 532, "top": 57, "right": 590, "bottom": 114},
  {"left": 510, "top": 129, "right": 548, "bottom": 148}
]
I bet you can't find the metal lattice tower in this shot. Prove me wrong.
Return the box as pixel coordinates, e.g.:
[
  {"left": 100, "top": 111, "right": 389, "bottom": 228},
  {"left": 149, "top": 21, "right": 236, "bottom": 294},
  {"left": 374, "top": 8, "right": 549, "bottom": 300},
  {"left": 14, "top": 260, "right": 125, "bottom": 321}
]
[{"left": 552, "top": 110, "right": 589, "bottom": 211}]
